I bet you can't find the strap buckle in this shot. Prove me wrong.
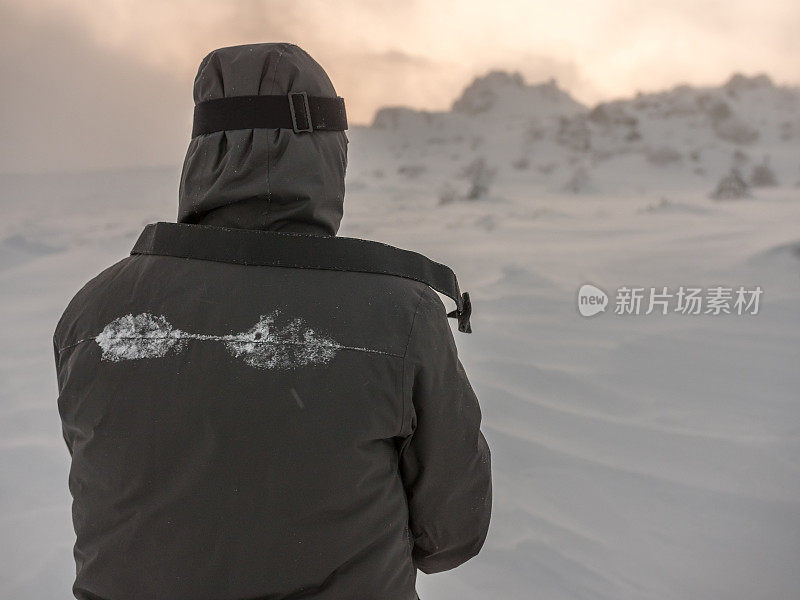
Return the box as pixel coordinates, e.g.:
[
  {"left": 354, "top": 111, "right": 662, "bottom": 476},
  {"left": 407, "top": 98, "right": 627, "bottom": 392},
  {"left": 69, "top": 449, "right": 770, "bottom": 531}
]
[
  {"left": 288, "top": 91, "right": 313, "bottom": 133},
  {"left": 447, "top": 291, "right": 472, "bottom": 333}
]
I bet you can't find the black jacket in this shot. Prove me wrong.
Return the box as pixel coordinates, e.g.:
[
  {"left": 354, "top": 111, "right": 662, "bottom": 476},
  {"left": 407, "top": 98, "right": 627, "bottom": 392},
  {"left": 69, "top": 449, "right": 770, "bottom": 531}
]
[{"left": 54, "top": 43, "right": 491, "bottom": 600}]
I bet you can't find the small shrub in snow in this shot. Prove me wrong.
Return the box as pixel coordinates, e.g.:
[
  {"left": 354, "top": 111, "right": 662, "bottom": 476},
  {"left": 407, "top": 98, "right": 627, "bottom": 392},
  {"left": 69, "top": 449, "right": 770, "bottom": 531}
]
[
  {"left": 461, "top": 157, "right": 497, "bottom": 200},
  {"left": 710, "top": 168, "right": 751, "bottom": 200},
  {"left": 749, "top": 158, "right": 778, "bottom": 187},
  {"left": 440, "top": 158, "right": 497, "bottom": 203},
  {"left": 397, "top": 164, "right": 426, "bottom": 179}
]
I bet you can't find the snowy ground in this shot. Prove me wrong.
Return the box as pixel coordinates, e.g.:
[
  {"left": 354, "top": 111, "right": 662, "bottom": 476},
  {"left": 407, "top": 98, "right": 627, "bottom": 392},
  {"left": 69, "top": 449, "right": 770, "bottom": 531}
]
[{"left": 1, "top": 73, "right": 799, "bottom": 599}]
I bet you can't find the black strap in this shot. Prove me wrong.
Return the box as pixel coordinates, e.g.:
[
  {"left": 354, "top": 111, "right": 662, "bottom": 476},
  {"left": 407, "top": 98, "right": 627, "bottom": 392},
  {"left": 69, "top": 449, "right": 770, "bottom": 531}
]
[
  {"left": 131, "top": 222, "right": 472, "bottom": 333},
  {"left": 192, "top": 93, "right": 348, "bottom": 137}
]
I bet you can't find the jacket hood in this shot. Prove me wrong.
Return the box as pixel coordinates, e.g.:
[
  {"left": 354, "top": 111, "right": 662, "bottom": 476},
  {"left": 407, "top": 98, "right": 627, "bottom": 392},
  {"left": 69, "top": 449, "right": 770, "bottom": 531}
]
[{"left": 178, "top": 43, "right": 348, "bottom": 236}]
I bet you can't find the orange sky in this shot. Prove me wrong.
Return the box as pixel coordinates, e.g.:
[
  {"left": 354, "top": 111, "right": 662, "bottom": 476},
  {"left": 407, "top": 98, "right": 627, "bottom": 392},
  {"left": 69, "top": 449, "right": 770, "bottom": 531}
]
[{"left": 2, "top": 0, "right": 798, "bottom": 172}]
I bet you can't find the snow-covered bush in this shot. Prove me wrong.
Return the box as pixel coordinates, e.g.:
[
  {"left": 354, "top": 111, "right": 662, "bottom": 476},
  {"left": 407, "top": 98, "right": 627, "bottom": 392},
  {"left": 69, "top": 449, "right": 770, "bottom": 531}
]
[
  {"left": 397, "top": 164, "right": 426, "bottom": 179},
  {"left": 461, "top": 157, "right": 497, "bottom": 200},
  {"left": 749, "top": 158, "right": 778, "bottom": 187},
  {"left": 441, "top": 158, "right": 498, "bottom": 203},
  {"left": 710, "top": 168, "right": 751, "bottom": 200}
]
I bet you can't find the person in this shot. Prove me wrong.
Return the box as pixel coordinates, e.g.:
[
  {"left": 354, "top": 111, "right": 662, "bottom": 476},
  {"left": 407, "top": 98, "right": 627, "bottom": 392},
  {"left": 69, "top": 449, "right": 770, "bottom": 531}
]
[{"left": 53, "top": 42, "right": 491, "bottom": 600}]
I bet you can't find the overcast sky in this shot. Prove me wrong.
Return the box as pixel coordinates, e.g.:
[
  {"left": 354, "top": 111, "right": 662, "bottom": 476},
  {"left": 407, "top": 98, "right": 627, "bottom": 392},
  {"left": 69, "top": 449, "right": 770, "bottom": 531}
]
[{"left": 2, "top": 0, "right": 798, "bottom": 173}]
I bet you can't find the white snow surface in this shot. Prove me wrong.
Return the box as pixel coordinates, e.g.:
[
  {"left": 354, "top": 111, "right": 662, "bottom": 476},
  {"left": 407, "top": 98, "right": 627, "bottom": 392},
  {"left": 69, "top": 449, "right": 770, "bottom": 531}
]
[{"left": 1, "top": 72, "right": 799, "bottom": 599}]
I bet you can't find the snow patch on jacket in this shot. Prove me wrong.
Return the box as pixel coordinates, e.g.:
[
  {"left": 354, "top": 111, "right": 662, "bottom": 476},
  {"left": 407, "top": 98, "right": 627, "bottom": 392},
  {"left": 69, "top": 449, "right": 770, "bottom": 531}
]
[{"left": 95, "top": 311, "right": 341, "bottom": 370}]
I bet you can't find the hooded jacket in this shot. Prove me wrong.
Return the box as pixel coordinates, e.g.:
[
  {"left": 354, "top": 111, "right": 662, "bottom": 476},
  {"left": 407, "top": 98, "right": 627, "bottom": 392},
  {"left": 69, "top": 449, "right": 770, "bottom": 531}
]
[{"left": 54, "top": 43, "right": 491, "bottom": 600}]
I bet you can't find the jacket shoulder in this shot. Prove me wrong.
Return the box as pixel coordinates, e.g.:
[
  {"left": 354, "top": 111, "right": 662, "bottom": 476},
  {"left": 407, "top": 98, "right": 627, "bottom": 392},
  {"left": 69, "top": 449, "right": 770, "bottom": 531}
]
[{"left": 53, "top": 255, "right": 136, "bottom": 352}]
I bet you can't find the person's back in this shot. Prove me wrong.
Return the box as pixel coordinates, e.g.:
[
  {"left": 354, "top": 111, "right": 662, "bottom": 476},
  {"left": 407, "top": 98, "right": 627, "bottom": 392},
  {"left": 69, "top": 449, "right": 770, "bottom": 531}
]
[{"left": 54, "top": 43, "right": 491, "bottom": 600}]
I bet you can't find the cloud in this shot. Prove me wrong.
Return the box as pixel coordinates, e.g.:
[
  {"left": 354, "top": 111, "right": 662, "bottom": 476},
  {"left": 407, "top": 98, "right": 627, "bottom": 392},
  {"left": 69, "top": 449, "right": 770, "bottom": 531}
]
[
  {"left": 0, "top": 0, "right": 192, "bottom": 173},
  {"left": 368, "top": 50, "right": 435, "bottom": 67},
  {"left": 1, "top": 0, "right": 798, "bottom": 173}
]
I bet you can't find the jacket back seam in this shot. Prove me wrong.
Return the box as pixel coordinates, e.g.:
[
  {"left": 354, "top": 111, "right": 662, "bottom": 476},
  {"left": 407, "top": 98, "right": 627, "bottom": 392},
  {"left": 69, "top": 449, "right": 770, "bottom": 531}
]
[{"left": 57, "top": 336, "right": 402, "bottom": 358}]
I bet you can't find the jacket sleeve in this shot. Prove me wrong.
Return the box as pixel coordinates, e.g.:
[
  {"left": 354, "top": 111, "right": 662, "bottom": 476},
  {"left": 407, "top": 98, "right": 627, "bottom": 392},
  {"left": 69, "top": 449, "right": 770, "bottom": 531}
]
[
  {"left": 53, "top": 329, "right": 73, "bottom": 457},
  {"left": 399, "top": 288, "right": 492, "bottom": 574}
]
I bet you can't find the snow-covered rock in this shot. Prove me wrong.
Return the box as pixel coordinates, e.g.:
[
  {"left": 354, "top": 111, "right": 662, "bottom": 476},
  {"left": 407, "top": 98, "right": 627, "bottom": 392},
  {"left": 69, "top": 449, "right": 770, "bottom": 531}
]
[{"left": 355, "top": 70, "right": 799, "bottom": 198}]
